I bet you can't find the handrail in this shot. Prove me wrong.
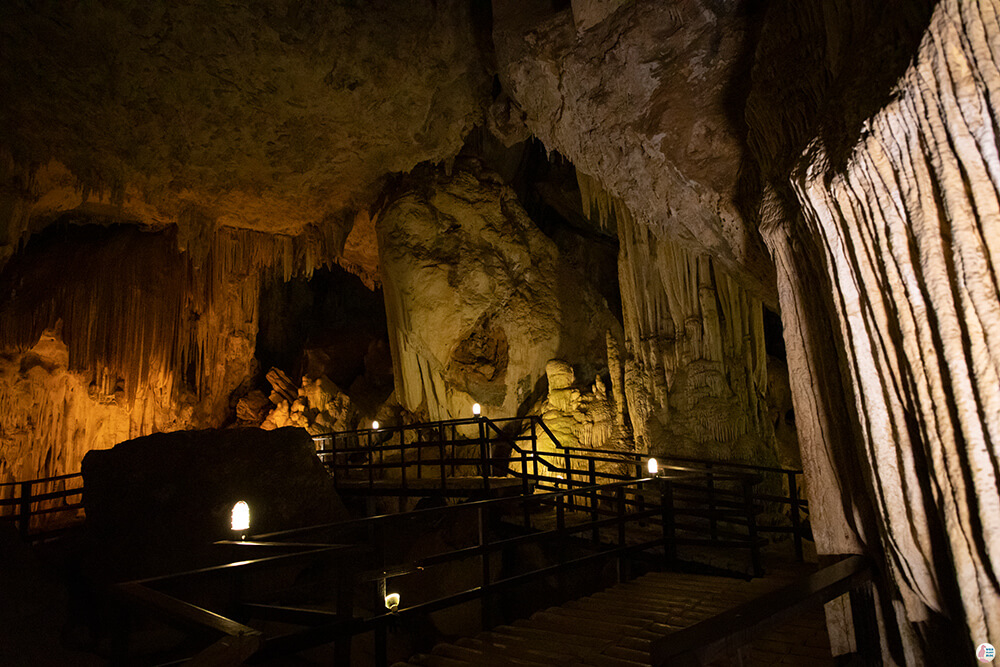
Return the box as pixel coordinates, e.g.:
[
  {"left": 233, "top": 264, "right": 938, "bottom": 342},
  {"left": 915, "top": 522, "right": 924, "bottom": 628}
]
[
  {"left": 648, "top": 555, "right": 877, "bottom": 666},
  {"left": 0, "top": 471, "right": 83, "bottom": 487},
  {"left": 0, "top": 473, "right": 85, "bottom": 539},
  {"left": 252, "top": 476, "right": 660, "bottom": 541},
  {"left": 116, "top": 475, "right": 700, "bottom": 666}
]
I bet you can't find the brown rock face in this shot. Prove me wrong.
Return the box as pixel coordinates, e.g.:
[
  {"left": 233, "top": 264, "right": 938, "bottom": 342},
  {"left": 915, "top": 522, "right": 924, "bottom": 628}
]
[
  {"left": 493, "top": 0, "right": 777, "bottom": 306},
  {"left": 0, "top": 0, "right": 489, "bottom": 262}
]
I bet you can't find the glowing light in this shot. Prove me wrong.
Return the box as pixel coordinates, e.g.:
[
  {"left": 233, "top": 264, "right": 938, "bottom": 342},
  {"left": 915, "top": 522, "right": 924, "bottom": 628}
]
[
  {"left": 472, "top": 403, "right": 481, "bottom": 416},
  {"left": 231, "top": 501, "right": 250, "bottom": 532},
  {"left": 647, "top": 458, "right": 658, "bottom": 476},
  {"left": 372, "top": 420, "right": 380, "bottom": 430},
  {"left": 384, "top": 592, "right": 400, "bottom": 611}
]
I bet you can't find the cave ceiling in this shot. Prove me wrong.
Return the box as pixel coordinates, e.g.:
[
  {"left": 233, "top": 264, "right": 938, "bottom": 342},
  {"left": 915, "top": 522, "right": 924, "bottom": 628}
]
[
  {"left": 0, "top": 0, "right": 491, "bottom": 269},
  {"left": 0, "top": 0, "right": 778, "bottom": 303}
]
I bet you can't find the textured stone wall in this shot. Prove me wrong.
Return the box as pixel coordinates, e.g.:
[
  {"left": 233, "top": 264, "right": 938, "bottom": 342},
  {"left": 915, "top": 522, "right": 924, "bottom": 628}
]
[
  {"left": 493, "top": 0, "right": 776, "bottom": 307},
  {"left": 0, "top": 224, "right": 332, "bottom": 488}
]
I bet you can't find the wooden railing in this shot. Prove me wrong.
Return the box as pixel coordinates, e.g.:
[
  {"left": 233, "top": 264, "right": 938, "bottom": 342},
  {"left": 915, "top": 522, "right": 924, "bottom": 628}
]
[
  {"left": 114, "top": 474, "right": 699, "bottom": 666},
  {"left": 0, "top": 472, "right": 85, "bottom": 539},
  {"left": 550, "top": 441, "right": 809, "bottom": 561},
  {"left": 649, "top": 555, "right": 881, "bottom": 666},
  {"left": 314, "top": 414, "right": 805, "bottom": 571}
]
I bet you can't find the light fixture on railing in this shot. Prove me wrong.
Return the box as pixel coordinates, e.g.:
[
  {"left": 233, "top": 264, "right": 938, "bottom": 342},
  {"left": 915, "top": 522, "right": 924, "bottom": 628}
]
[
  {"left": 647, "top": 458, "right": 659, "bottom": 476},
  {"left": 231, "top": 500, "right": 250, "bottom": 540},
  {"left": 372, "top": 420, "right": 380, "bottom": 430},
  {"left": 472, "top": 403, "right": 481, "bottom": 416},
  {"left": 384, "top": 592, "right": 400, "bottom": 612}
]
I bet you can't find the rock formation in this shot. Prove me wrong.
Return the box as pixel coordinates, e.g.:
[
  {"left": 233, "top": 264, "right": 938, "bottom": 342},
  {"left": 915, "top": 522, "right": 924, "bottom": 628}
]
[
  {"left": 82, "top": 427, "right": 348, "bottom": 577},
  {"left": 492, "top": 0, "right": 777, "bottom": 306},
  {"left": 578, "top": 175, "right": 776, "bottom": 465},
  {"left": 744, "top": 0, "right": 999, "bottom": 661},
  {"left": 378, "top": 160, "right": 620, "bottom": 421},
  {"left": 0, "top": 0, "right": 997, "bottom": 663}
]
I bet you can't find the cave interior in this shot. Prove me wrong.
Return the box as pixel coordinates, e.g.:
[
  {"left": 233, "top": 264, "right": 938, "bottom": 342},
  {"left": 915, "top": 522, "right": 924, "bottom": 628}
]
[{"left": 1, "top": 0, "right": 998, "bottom": 665}]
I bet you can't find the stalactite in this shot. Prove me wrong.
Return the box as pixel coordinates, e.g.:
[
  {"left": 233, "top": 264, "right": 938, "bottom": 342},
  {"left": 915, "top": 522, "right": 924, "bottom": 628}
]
[
  {"left": 577, "top": 169, "right": 772, "bottom": 463},
  {"left": 0, "top": 222, "right": 344, "bottom": 485}
]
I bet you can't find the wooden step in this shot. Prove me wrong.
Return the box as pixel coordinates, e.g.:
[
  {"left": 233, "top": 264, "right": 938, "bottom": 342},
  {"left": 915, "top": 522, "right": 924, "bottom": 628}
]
[
  {"left": 406, "top": 653, "right": 475, "bottom": 667},
  {"left": 567, "top": 597, "right": 686, "bottom": 627},
  {"left": 458, "top": 634, "right": 580, "bottom": 665}
]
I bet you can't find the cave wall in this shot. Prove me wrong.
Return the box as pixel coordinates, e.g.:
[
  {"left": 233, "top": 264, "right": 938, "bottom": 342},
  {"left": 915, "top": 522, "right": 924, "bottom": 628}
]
[
  {"left": 0, "top": 1, "right": 997, "bottom": 662},
  {"left": 492, "top": 0, "right": 777, "bottom": 306},
  {"left": 577, "top": 173, "right": 774, "bottom": 464},
  {"left": 496, "top": 0, "right": 1000, "bottom": 662}
]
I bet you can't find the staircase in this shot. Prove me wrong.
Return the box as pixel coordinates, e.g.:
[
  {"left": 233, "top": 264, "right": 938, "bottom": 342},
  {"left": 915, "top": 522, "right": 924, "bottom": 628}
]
[{"left": 393, "top": 567, "right": 835, "bottom": 667}]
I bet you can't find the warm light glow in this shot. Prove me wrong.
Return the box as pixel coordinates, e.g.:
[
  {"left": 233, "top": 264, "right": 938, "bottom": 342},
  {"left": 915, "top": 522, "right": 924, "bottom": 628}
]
[
  {"left": 472, "top": 403, "right": 481, "bottom": 416},
  {"left": 384, "top": 592, "right": 400, "bottom": 611},
  {"left": 372, "top": 420, "right": 380, "bottom": 430},
  {"left": 647, "top": 458, "right": 658, "bottom": 476},
  {"left": 231, "top": 501, "right": 250, "bottom": 532}
]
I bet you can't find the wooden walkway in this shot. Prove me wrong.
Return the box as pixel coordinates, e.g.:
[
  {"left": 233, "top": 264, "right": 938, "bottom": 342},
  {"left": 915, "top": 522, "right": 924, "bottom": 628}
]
[{"left": 393, "top": 566, "right": 835, "bottom": 667}]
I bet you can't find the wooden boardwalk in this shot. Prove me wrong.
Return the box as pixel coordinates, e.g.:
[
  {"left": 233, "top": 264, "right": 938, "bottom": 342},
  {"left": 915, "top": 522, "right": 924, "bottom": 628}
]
[{"left": 393, "top": 566, "right": 835, "bottom": 667}]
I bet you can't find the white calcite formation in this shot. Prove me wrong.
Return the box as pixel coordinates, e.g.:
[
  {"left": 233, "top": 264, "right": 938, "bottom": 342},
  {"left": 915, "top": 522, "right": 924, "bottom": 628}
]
[
  {"left": 0, "top": 331, "right": 130, "bottom": 504},
  {"left": 261, "top": 373, "right": 358, "bottom": 435},
  {"left": 378, "top": 161, "right": 620, "bottom": 421},
  {"left": 578, "top": 174, "right": 775, "bottom": 465},
  {"left": 747, "top": 0, "right": 1000, "bottom": 660}
]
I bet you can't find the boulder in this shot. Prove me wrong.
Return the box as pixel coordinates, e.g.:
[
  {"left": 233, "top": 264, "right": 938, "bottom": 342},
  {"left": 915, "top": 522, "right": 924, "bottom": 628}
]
[{"left": 82, "top": 427, "right": 347, "bottom": 578}]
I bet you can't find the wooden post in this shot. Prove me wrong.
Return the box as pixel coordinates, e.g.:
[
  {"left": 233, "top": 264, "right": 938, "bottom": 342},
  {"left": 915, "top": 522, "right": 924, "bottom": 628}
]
[
  {"left": 616, "top": 486, "right": 627, "bottom": 582},
  {"left": 556, "top": 496, "right": 566, "bottom": 598},
  {"left": 530, "top": 417, "right": 539, "bottom": 479},
  {"left": 438, "top": 435, "right": 446, "bottom": 490},
  {"left": 788, "top": 471, "right": 804, "bottom": 562},
  {"left": 367, "top": 431, "right": 374, "bottom": 490},
  {"left": 744, "top": 478, "right": 762, "bottom": 577},
  {"left": 589, "top": 459, "right": 599, "bottom": 546},
  {"left": 18, "top": 481, "right": 31, "bottom": 539},
  {"left": 660, "top": 479, "right": 676, "bottom": 565},
  {"left": 478, "top": 505, "right": 491, "bottom": 630},
  {"left": 564, "top": 450, "right": 573, "bottom": 509},
  {"left": 478, "top": 416, "right": 490, "bottom": 493},
  {"left": 399, "top": 431, "right": 402, "bottom": 512},
  {"left": 374, "top": 623, "right": 387, "bottom": 667},
  {"left": 521, "top": 450, "right": 531, "bottom": 530},
  {"left": 707, "top": 463, "right": 718, "bottom": 542},
  {"left": 416, "top": 430, "right": 423, "bottom": 479},
  {"left": 849, "top": 579, "right": 882, "bottom": 665}
]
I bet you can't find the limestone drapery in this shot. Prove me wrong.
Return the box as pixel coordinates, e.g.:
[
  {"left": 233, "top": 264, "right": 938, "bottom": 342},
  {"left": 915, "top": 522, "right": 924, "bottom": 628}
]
[
  {"left": 578, "top": 171, "right": 772, "bottom": 463},
  {"left": 764, "top": 0, "right": 1000, "bottom": 657}
]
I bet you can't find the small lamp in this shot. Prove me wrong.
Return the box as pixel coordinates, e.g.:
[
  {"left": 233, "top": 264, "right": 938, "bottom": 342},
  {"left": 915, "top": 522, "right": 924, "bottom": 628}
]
[
  {"left": 647, "top": 458, "right": 658, "bottom": 476},
  {"left": 231, "top": 500, "right": 250, "bottom": 540},
  {"left": 472, "top": 403, "right": 481, "bottom": 416},
  {"left": 372, "top": 420, "right": 380, "bottom": 430},
  {"left": 384, "top": 592, "right": 400, "bottom": 612}
]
